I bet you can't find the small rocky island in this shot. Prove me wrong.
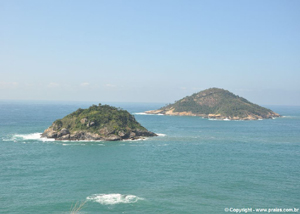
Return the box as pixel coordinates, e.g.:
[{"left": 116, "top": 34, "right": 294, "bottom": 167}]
[
  {"left": 42, "top": 104, "right": 157, "bottom": 141},
  {"left": 145, "top": 88, "right": 280, "bottom": 120}
]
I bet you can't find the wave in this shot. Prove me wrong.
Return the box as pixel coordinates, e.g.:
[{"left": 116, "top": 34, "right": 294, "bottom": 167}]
[
  {"left": 122, "top": 137, "right": 149, "bottom": 142},
  {"left": 156, "top": 133, "right": 166, "bottom": 137},
  {"left": 86, "top": 193, "right": 144, "bottom": 205},
  {"left": 4, "top": 133, "right": 55, "bottom": 142},
  {"left": 134, "top": 112, "right": 164, "bottom": 116},
  {"left": 208, "top": 118, "right": 242, "bottom": 121},
  {"left": 208, "top": 118, "right": 231, "bottom": 121},
  {"left": 281, "top": 116, "right": 296, "bottom": 118},
  {"left": 4, "top": 133, "right": 151, "bottom": 144},
  {"left": 134, "top": 112, "right": 148, "bottom": 115}
]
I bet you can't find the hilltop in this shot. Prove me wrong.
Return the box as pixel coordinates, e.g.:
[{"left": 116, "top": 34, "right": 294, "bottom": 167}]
[
  {"left": 42, "top": 104, "right": 157, "bottom": 141},
  {"left": 145, "top": 88, "right": 280, "bottom": 120}
]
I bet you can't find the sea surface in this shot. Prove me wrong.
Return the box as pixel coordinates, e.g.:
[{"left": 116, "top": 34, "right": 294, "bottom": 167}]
[{"left": 0, "top": 101, "right": 299, "bottom": 214}]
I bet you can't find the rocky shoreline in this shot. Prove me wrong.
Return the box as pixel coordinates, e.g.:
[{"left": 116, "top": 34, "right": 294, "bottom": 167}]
[
  {"left": 41, "top": 127, "right": 157, "bottom": 141},
  {"left": 144, "top": 88, "right": 281, "bottom": 120},
  {"left": 41, "top": 104, "right": 157, "bottom": 141},
  {"left": 145, "top": 109, "right": 281, "bottom": 120}
]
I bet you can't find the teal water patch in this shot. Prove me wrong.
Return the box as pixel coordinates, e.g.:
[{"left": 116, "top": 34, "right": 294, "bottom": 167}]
[{"left": 0, "top": 102, "right": 299, "bottom": 214}]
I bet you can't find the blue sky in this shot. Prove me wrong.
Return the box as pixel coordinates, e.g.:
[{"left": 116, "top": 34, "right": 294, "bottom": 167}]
[{"left": 1, "top": 0, "right": 299, "bottom": 105}]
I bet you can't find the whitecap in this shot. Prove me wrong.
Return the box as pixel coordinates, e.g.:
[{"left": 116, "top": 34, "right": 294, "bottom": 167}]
[
  {"left": 122, "top": 137, "right": 149, "bottom": 142},
  {"left": 61, "top": 143, "right": 86, "bottom": 146},
  {"left": 134, "top": 112, "right": 148, "bottom": 115},
  {"left": 15, "top": 133, "right": 42, "bottom": 140},
  {"left": 134, "top": 112, "right": 164, "bottom": 116},
  {"left": 86, "top": 193, "right": 144, "bottom": 205},
  {"left": 9, "top": 133, "right": 55, "bottom": 142},
  {"left": 156, "top": 133, "right": 166, "bottom": 137}
]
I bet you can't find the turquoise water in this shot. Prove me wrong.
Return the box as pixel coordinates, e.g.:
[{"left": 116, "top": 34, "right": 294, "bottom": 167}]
[{"left": 0, "top": 101, "right": 299, "bottom": 214}]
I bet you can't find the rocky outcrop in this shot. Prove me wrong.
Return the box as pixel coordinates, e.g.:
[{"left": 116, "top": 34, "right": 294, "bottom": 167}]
[
  {"left": 41, "top": 104, "right": 157, "bottom": 141},
  {"left": 41, "top": 128, "right": 157, "bottom": 141}
]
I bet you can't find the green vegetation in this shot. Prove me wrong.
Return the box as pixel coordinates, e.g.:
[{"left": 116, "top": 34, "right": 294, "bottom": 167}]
[
  {"left": 53, "top": 104, "right": 146, "bottom": 136},
  {"left": 159, "top": 88, "right": 279, "bottom": 119}
]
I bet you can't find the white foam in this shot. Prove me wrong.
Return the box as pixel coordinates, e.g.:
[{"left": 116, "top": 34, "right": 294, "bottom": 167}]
[
  {"left": 15, "top": 133, "right": 42, "bottom": 140},
  {"left": 62, "top": 143, "right": 86, "bottom": 146},
  {"left": 86, "top": 193, "right": 144, "bottom": 205},
  {"left": 12, "top": 133, "right": 55, "bottom": 142},
  {"left": 61, "top": 139, "right": 103, "bottom": 142},
  {"left": 134, "top": 112, "right": 164, "bottom": 116},
  {"left": 209, "top": 118, "right": 232, "bottom": 121},
  {"left": 156, "top": 133, "right": 166, "bottom": 137},
  {"left": 122, "top": 137, "right": 149, "bottom": 142}
]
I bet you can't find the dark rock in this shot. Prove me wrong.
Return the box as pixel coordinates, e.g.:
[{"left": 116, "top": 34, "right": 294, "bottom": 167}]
[
  {"left": 106, "top": 134, "right": 121, "bottom": 141},
  {"left": 42, "top": 104, "right": 157, "bottom": 141},
  {"left": 57, "top": 128, "right": 70, "bottom": 138}
]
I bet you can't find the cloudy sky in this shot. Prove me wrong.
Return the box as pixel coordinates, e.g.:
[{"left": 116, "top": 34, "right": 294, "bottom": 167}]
[{"left": 1, "top": 0, "right": 299, "bottom": 105}]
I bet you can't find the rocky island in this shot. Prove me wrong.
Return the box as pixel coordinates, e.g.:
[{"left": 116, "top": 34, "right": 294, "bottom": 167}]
[
  {"left": 42, "top": 104, "right": 157, "bottom": 141},
  {"left": 145, "top": 88, "right": 280, "bottom": 120}
]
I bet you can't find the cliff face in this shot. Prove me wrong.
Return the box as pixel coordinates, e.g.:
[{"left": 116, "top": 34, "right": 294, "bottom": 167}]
[
  {"left": 42, "top": 104, "right": 157, "bottom": 141},
  {"left": 145, "top": 88, "right": 280, "bottom": 120}
]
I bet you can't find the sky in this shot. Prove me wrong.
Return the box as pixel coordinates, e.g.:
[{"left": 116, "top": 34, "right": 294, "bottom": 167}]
[{"left": 1, "top": 0, "right": 299, "bottom": 105}]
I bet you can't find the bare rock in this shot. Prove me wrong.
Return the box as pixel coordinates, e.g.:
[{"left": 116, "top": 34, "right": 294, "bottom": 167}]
[
  {"left": 59, "top": 134, "right": 70, "bottom": 140},
  {"left": 105, "top": 134, "right": 121, "bottom": 141},
  {"left": 57, "top": 128, "right": 70, "bottom": 138},
  {"left": 80, "top": 118, "right": 88, "bottom": 124},
  {"left": 99, "top": 127, "right": 114, "bottom": 135}
]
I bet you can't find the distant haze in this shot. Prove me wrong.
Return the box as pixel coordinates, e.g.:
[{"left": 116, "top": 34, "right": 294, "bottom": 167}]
[{"left": 1, "top": 1, "right": 299, "bottom": 105}]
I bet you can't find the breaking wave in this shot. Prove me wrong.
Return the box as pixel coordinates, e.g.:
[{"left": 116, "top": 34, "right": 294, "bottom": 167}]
[
  {"left": 86, "top": 193, "right": 144, "bottom": 205},
  {"left": 3, "top": 133, "right": 54, "bottom": 142},
  {"left": 134, "top": 112, "right": 164, "bottom": 116},
  {"left": 134, "top": 112, "right": 148, "bottom": 115}
]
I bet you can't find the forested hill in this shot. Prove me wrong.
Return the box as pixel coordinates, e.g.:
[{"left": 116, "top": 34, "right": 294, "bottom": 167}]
[
  {"left": 42, "top": 104, "right": 157, "bottom": 141},
  {"left": 146, "top": 88, "right": 280, "bottom": 120}
]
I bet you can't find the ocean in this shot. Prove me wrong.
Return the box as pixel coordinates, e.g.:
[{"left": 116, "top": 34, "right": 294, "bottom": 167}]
[{"left": 0, "top": 101, "right": 299, "bottom": 214}]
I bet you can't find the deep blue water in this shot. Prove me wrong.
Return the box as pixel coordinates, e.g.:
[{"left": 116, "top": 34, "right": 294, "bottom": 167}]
[{"left": 0, "top": 101, "right": 299, "bottom": 214}]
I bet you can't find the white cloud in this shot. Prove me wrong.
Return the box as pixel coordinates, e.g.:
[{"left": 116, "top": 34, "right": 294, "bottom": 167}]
[
  {"left": 105, "top": 84, "right": 116, "bottom": 88},
  {"left": 80, "top": 82, "right": 90, "bottom": 87},
  {"left": 0, "top": 82, "right": 19, "bottom": 89},
  {"left": 47, "top": 82, "right": 60, "bottom": 88}
]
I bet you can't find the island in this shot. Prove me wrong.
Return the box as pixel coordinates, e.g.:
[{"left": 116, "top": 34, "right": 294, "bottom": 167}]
[
  {"left": 145, "top": 88, "right": 281, "bottom": 120},
  {"left": 42, "top": 104, "right": 157, "bottom": 141}
]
